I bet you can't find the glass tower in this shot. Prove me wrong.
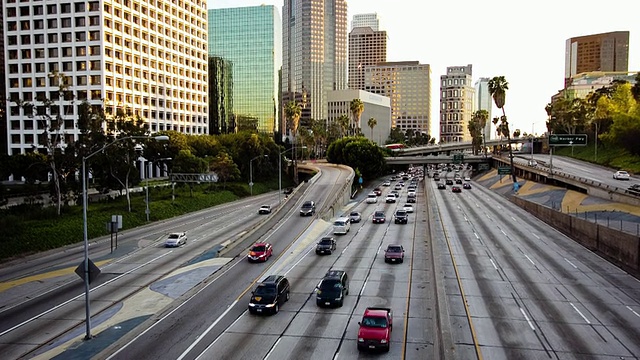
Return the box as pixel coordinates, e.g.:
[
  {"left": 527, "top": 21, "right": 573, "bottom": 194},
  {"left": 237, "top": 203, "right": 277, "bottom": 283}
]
[{"left": 208, "top": 6, "right": 282, "bottom": 134}]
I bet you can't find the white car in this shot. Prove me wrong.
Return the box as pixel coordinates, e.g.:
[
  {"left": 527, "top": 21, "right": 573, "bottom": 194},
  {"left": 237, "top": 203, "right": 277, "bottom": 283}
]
[
  {"left": 463, "top": 176, "right": 471, "bottom": 181},
  {"left": 385, "top": 194, "right": 396, "bottom": 203},
  {"left": 613, "top": 171, "right": 630, "bottom": 180},
  {"left": 165, "top": 232, "right": 187, "bottom": 247},
  {"left": 403, "top": 204, "right": 414, "bottom": 213},
  {"left": 366, "top": 193, "right": 378, "bottom": 203},
  {"left": 258, "top": 205, "right": 272, "bottom": 214},
  {"left": 382, "top": 181, "right": 391, "bottom": 186}
]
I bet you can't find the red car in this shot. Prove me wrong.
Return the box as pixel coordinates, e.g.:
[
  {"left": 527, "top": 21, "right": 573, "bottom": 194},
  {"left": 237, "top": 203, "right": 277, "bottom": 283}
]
[
  {"left": 247, "top": 242, "right": 273, "bottom": 262},
  {"left": 373, "top": 187, "right": 382, "bottom": 196}
]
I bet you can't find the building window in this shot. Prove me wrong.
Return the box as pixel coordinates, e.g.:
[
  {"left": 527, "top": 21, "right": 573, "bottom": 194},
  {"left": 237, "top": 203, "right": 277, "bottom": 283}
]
[
  {"left": 48, "top": 33, "right": 58, "bottom": 43},
  {"left": 61, "top": 3, "right": 71, "bottom": 13},
  {"left": 62, "top": 18, "right": 72, "bottom": 28},
  {"left": 76, "top": 31, "right": 86, "bottom": 41},
  {"left": 75, "top": 17, "right": 85, "bottom": 27},
  {"left": 47, "top": 19, "right": 58, "bottom": 29},
  {"left": 75, "top": 2, "right": 85, "bottom": 12},
  {"left": 34, "top": 19, "right": 44, "bottom": 29},
  {"left": 62, "top": 32, "right": 72, "bottom": 42},
  {"left": 62, "top": 62, "right": 73, "bottom": 71}
]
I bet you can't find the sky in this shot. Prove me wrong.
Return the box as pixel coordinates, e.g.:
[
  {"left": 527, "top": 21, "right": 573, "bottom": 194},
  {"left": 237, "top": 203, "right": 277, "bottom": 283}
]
[{"left": 208, "top": 0, "right": 639, "bottom": 140}]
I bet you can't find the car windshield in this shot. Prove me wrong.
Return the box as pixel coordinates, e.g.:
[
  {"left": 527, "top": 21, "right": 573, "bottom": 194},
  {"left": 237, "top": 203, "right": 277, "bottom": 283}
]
[
  {"left": 319, "top": 239, "right": 333, "bottom": 245},
  {"left": 169, "top": 234, "right": 180, "bottom": 239},
  {"left": 350, "top": 212, "right": 359, "bottom": 217},
  {"left": 396, "top": 211, "right": 406, "bottom": 216},
  {"left": 368, "top": 194, "right": 376, "bottom": 198},
  {"left": 375, "top": 212, "right": 384, "bottom": 217},
  {"left": 302, "top": 202, "right": 313, "bottom": 208},
  {"left": 387, "top": 246, "right": 402, "bottom": 252},
  {"left": 619, "top": 171, "right": 629, "bottom": 175},
  {"left": 319, "top": 279, "right": 341, "bottom": 290},
  {"left": 251, "top": 245, "right": 266, "bottom": 252},
  {"left": 362, "top": 316, "right": 388, "bottom": 328},
  {"left": 254, "top": 285, "right": 276, "bottom": 295}
]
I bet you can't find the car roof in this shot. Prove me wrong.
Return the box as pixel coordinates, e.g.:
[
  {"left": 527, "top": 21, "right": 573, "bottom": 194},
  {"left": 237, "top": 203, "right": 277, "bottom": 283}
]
[
  {"left": 324, "top": 269, "right": 345, "bottom": 278},
  {"left": 350, "top": 211, "right": 360, "bottom": 215},
  {"left": 253, "top": 242, "right": 270, "bottom": 246},
  {"left": 262, "top": 275, "right": 284, "bottom": 283}
]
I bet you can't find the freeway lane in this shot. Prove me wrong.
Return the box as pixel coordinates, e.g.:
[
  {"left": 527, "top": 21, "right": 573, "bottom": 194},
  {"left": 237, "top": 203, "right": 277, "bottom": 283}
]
[
  {"left": 97, "top": 165, "right": 355, "bottom": 360},
  {"left": 429, "top": 175, "right": 640, "bottom": 359}
]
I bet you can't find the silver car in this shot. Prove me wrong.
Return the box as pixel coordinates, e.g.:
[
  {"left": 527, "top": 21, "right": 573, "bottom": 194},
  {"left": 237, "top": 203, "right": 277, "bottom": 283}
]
[
  {"left": 165, "top": 232, "right": 187, "bottom": 247},
  {"left": 349, "top": 211, "right": 362, "bottom": 223}
]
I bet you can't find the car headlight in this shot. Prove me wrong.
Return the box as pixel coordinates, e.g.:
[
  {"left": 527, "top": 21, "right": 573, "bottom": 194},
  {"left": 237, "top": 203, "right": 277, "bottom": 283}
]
[
  {"left": 380, "top": 339, "right": 387, "bottom": 344},
  {"left": 248, "top": 303, "right": 256, "bottom": 307},
  {"left": 265, "top": 303, "right": 275, "bottom": 308},
  {"left": 316, "top": 290, "right": 322, "bottom": 295},
  {"left": 358, "top": 338, "right": 364, "bottom": 342}
]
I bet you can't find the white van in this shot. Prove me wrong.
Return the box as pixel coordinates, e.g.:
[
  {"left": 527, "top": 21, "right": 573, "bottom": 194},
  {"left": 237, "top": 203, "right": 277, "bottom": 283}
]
[{"left": 333, "top": 217, "right": 351, "bottom": 235}]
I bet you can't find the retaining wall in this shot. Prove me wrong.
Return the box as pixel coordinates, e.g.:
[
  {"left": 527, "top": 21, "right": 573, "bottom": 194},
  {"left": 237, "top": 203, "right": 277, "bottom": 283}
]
[{"left": 511, "top": 196, "right": 640, "bottom": 275}]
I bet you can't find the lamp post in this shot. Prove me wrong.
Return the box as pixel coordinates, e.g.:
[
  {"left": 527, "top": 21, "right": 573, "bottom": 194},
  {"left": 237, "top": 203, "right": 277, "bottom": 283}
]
[
  {"left": 249, "top": 155, "right": 268, "bottom": 196},
  {"left": 279, "top": 146, "right": 306, "bottom": 204},
  {"left": 81, "top": 135, "right": 168, "bottom": 340},
  {"left": 530, "top": 123, "right": 535, "bottom": 162},
  {"left": 145, "top": 157, "right": 172, "bottom": 222}
]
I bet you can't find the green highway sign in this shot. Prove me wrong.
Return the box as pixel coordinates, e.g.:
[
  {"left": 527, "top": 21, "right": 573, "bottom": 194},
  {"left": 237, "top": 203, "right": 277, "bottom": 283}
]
[
  {"left": 452, "top": 154, "right": 464, "bottom": 164},
  {"left": 478, "top": 163, "right": 490, "bottom": 171},
  {"left": 497, "top": 167, "right": 511, "bottom": 175},
  {"left": 548, "top": 134, "right": 587, "bottom": 146}
]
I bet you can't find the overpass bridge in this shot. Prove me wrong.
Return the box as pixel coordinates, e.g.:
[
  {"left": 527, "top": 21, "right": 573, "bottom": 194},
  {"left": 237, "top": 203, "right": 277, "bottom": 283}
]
[
  {"left": 386, "top": 154, "right": 492, "bottom": 165},
  {"left": 393, "top": 137, "right": 532, "bottom": 156}
]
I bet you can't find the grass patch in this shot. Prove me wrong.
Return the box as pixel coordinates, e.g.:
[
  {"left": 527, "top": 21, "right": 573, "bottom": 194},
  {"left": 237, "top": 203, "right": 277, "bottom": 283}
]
[
  {"left": 554, "top": 142, "right": 640, "bottom": 174},
  {"left": 0, "top": 176, "right": 293, "bottom": 262}
]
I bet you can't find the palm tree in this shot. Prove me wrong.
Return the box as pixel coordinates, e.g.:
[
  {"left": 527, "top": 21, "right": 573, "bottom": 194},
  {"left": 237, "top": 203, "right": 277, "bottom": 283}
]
[
  {"left": 350, "top": 98, "right": 364, "bottom": 135},
  {"left": 284, "top": 101, "right": 302, "bottom": 183},
  {"left": 337, "top": 114, "right": 349, "bottom": 138},
  {"left": 367, "top": 117, "right": 377, "bottom": 141},
  {"left": 488, "top": 76, "right": 516, "bottom": 183},
  {"left": 473, "top": 110, "right": 489, "bottom": 157}
]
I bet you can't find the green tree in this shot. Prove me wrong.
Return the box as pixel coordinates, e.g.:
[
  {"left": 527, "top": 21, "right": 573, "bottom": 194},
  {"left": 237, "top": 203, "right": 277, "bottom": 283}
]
[
  {"left": 367, "top": 117, "right": 377, "bottom": 140},
  {"left": 326, "top": 137, "right": 386, "bottom": 180},
  {"left": 336, "top": 114, "right": 349, "bottom": 138},
  {"left": 284, "top": 101, "right": 302, "bottom": 183},
  {"left": 488, "top": 76, "right": 516, "bottom": 182},
  {"left": 467, "top": 114, "right": 484, "bottom": 155},
  {"left": 386, "top": 127, "right": 405, "bottom": 144},
  {"left": 209, "top": 151, "right": 240, "bottom": 189},
  {"left": 472, "top": 110, "right": 489, "bottom": 156},
  {"left": 350, "top": 99, "right": 364, "bottom": 135}
]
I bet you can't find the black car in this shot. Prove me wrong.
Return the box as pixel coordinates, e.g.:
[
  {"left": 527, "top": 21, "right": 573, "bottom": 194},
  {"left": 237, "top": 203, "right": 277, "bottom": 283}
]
[
  {"left": 316, "top": 270, "right": 349, "bottom": 307},
  {"left": 445, "top": 179, "right": 453, "bottom": 185},
  {"left": 455, "top": 178, "right": 463, "bottom": 184},
  {"left": 316, "top": 237, "right": 337, "bottom": 255},
  {"left": 463, "top": 182, "right": 472, "bottom": 189},
  {"left": 437, "top": 182, "right": 446, "bottom": 190},
  {"left": 372, "top": 211, "right": 386, "bottom": 223},
  {"left": 394, "top": 209, "right": 408, "bottom": 224},
  {"left": 300, "top": 200, "right": 316, "bottom": 216},
  {"left": 248, "top": 275, "right": 290, "bottom": 315}
]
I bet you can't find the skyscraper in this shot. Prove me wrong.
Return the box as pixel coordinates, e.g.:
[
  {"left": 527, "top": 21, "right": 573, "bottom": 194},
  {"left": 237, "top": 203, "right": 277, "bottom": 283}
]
[
  {"left": 348, "top": 23, "right": 386, "bottom": 91},
  {"left": 3, "top": 0, "right": 209, "bottom": 155},
  {"left": 351, "top": 13, "right": 379, "bottom": 31},
  {"left": 440, "top": 65, "right": 474, "bottom": 143},
  {"left": 474, "top": 77, "right": 493, "bottom": 140},
  {"left": 364, "top": 61, "right": 432, "bottom": 135},
  {"left": 282, "top": 0, "right": 347, "bottom": 132},
  {"left": 208, "top": 6, "right": 282, "bottom": 134},
  {"left": 565, "top": 31, "right": 629, "bottom": 88}
]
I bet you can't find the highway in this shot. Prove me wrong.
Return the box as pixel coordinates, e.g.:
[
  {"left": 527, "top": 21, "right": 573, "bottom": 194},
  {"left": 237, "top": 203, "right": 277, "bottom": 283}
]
[{"left": 1, "top": 161, "right": 639, "bottom": 359}]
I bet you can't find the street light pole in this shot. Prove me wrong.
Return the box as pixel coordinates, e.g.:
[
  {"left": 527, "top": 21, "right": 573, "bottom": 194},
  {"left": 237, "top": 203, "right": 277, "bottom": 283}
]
[
  {"left": 145, "top": 157, "right": 172, "bottom": 222},
  {"left": 278, "top": 146, "right": 306, "bottom": 204},
  {"left": 249, "top": 155, "right": 268, "bottom": 196},
  {"left": 530, "top": 123, "right": 535, "bottom": 161},
  {"left": 81, "top": 135, "right": 168, "bottom": 340}
]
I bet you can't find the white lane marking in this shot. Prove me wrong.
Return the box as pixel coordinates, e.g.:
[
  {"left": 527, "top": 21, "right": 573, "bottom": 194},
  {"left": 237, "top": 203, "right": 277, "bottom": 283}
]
[
  {"left": 511, "top": 216, "right": 517, "bottom": 221},
  {"left": 570, "top": 303, "right": 591, "bottom": 324},
  {"left": 500, "top": 229, "right": 506, "bottom": 236},
  {"left": 474, "top": 233, "right": 480, "bottom": 239},
  {"left": 532, "top": 233, "right": 540, "bottom": 240},
  {"left": 486, "top": 214, "right": 491, "bottom": 219},
  {"left": 1, "top": 252, "right": 172, "bottom": 338},
  {"left": 283, "top": 246, "right": 314, "bottom": 276},
  {"left": 520, "top": 308, "right": 535, "bottom": 330},
  {"left": 464, "top": 216, "right": 469, "bottom": 223},
  {"left": 108, "top": 254, "right": 245, "bottom": 360},
  {"left": 194, "top": 309, "right": 246, "bottom": 360},
  {"left": 263, "top": 338, "right": 282, "bottom": 360},
  {"left": 627, "top": 306, "right": 640, "bottom": 318},
  {"left": 489, "top": 258, "right": 498, "bottom": 270},
  {"left": 564, "top": 258, "right": 578, "bottom": 269},
  {"left": 360, "top": 280, "right": 368, "bottom": 296},
  {"left": 177, "top": 300, "right": 239, "bottom": 360},
  {"left": 524, "top": 255, "right": 535, "bottom": 265}
]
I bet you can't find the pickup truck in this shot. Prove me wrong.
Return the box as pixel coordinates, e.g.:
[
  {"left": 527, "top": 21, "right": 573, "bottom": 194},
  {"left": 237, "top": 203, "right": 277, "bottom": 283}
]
[{"left": 357, "top": 307, "right": 393, "bottom": 352}]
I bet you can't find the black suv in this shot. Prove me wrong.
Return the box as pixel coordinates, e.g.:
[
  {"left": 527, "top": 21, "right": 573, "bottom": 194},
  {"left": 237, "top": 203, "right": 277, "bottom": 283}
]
[
  {"left": 300, "top": 200, "right": 316, "bottom": 216},
  {"left": 316, "top": 270, "right": 349, "bottom": 307},
  {"left": 394, "top": 209, "right": 408, "bottom": 224},
  {"left": 316, "top": 237, "right": 337, "bottom": 255},
  {"left": 248, "top": 275, "right": 290, "bottom": 315}
]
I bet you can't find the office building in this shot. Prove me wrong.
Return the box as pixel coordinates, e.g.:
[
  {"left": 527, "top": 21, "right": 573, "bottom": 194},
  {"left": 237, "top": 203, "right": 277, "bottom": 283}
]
[
  {"left": 440, "top": 64, "right": 474, "bottom": 143},
  {"left": 565, "top": 31, "right": 629, "bottom": 88},
  {"left": 364, "top": 61, "right": 432, "bottom": 135},
  {"left": 208, "top": 6, "right": 282, "bottom": 134},
  {"left": 327, "top": 89, "right": 391, "bottom": 145},
  {"left": 564, "top": 71, "right": 639, "bottom": 99},
  {"left": 351, "top": 13, "right": 379, "bottom": 31},
  {"left": 474, "top": 77, "right": 493, "bottom": 140},
  {"left": 208, "top": 56, "right": 234, "bottom": 134},
  {"left": 3, "top": 0, "right": 209, "bottom": 155},
  {"left": 0, "top": 5, "right": 6, "bottom": 154},
  {"left": 282, "top": 0, "right": 347, "bottom": 134},
  {"left": 348, "top": 25, "right": 386, "bottom": 91}
]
